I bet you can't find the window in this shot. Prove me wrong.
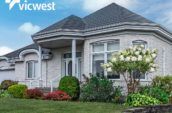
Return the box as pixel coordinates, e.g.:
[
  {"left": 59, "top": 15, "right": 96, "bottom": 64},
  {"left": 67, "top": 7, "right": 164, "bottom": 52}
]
[
  {"left": 133, "top": 70, "right": 145, "bottom": 79},
  {"left": 92, "top": 40, "right": 120, "bottom": 79},
  {"left": 26, "top": 61, "right": 38, "bottom": 79},
  {"left": 132, "top": 40, "right": 147, "bottom": 49},
  {"left": 132, "top": 40, "right": 148, "bottom": 79}
]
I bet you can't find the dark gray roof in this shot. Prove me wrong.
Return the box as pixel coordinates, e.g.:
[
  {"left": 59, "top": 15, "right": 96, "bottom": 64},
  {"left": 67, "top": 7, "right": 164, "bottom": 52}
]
[
  {"left": 4, "top": 44, "right": 38, "bottom": 59},
  {"left": 83, "top": 3, "right": 153, "bottom": 29},
  {"left": 37, "top": 15, "right": 85, "bottom": 34},
  {"left": 35, "top": 3, "right": 154, "bottom": 35}
]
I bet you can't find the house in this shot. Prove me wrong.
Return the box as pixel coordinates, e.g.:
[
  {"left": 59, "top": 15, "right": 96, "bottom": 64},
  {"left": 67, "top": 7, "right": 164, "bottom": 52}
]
[{"left": 0, "top": 3, "right": 172, "bottom": 90}]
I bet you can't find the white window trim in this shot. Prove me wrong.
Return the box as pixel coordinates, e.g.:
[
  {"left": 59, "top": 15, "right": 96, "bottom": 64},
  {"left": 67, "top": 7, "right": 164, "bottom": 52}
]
[
  {"left": 26, "top": 60, "right": 38, "bottom": 80},
  {"left": 91, "top": 40, "right": 120, "bottom": 80}
]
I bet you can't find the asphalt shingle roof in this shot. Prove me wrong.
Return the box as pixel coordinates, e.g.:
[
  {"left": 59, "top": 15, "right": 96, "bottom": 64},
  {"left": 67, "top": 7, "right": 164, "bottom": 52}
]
[
  {"left": 4, "top": 44, "right": 38, "bottom": 59},
  {"left": 36, "top": 3, "right": 154, "bottom": 34},
  {"left": 83, "top": 3, "right": 153, "bottom": 29},
  {"left": 37, "top": 15, "right": 85, "bottom": 34}
]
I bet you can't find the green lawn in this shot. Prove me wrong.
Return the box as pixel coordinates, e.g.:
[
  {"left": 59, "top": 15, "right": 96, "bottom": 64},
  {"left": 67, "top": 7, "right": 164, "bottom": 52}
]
[{"left": 0, "top": 98, "right": 127, "bottom": 113}]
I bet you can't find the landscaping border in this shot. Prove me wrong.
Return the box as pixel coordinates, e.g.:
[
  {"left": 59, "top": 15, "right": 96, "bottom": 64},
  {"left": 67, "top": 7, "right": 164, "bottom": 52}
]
[{"left": 123, "top": 104, "right": 172, "bottom": 113}]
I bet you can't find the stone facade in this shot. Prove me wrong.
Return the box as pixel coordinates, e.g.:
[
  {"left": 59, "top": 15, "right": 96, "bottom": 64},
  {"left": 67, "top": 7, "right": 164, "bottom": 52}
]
[{"left": 123, "top": 104, "right": 172, "bottom": 113}]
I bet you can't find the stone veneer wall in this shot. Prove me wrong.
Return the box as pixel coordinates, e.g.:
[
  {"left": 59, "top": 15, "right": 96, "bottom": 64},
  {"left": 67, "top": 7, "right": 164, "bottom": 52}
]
[{"left": 123, "top": 104, "right": 172, "bottom": 113}]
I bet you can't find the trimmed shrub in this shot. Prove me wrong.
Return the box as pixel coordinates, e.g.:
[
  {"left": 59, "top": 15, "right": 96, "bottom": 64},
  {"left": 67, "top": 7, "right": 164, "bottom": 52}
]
[
  {"left": 58, "top": 76, "right": 80, "bottom": 100},
  {"left": 25, "top": 88, "right": 43, "bottom": 99},
  {"left": 126, "top": 93, "right": 160, "bottom": 107},
  {"left": 80, "top": 76, "right": 114, "bottom": 102},
  {"left": 152, "top": 75, "right": 172, "bottom": 94},
  {"left": 44, "top": 90, "right": 71, "bottom": 101},
  {"left": 139, "top": 86, "right": 169, "bottom": 104},
  {"left": 8, "top": 84, "right": 27, "bottom": 98},
  {"left": 1, "top": 80, "right": 18, "bottom": 90}
]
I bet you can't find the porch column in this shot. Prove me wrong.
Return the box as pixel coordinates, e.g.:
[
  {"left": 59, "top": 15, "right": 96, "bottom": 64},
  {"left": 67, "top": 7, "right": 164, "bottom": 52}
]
[
  {"left": 72, "top": 39, "right": 76, "bottom": 76},
  {"left": 38, "top": 46, "right": 42, "bottom": 80}
]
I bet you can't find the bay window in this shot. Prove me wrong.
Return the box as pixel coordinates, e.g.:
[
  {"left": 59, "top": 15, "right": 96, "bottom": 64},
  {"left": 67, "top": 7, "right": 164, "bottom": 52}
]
[{"left": 91, "top": 40, "right": 120, "bottom": 79}]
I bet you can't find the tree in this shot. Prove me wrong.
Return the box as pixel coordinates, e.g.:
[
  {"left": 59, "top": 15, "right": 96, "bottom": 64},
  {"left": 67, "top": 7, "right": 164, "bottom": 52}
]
[{"left": 103, "top": 45, "right": 157, "bottom": 94}]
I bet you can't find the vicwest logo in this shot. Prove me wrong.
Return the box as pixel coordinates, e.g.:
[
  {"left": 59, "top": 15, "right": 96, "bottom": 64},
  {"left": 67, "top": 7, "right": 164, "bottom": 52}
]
[{"left": 5, "top": 0, "right": 56, "bottom": 11}]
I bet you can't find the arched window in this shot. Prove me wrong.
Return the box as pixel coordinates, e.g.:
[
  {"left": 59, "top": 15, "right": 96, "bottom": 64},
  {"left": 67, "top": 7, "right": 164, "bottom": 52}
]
[
  {"left": 132, "top": 40, "right": 147, "bottom": 49},
  {"left": 26, "top": 61, "right": 38, "bottom": 79}
]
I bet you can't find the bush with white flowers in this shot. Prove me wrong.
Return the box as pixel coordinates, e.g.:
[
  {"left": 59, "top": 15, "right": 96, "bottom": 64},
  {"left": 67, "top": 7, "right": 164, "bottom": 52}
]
[{"left": 103, "top": 45, "right": 158, "bottom": 93}]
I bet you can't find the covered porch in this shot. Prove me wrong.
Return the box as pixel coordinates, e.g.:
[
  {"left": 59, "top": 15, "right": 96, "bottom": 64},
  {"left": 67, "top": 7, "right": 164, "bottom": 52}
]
[{"left": 36, "top": 37, "right": 84, "bottom": 90}]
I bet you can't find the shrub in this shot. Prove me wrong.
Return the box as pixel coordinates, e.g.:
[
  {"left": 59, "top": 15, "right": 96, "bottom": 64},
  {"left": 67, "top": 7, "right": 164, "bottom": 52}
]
[
  {"left": 44, "top": 90, "right": 71, "bottom": 101},
  {"left": 152, "top": 75, "right": 172, "bottom": 94},
  {"left": 1, "top": 80, "right": 18, "bottom": 90},
  {"left": 113, "top": 86, "right": 125, "bottom": 103},
  {"left": 80, "top": 76, "right": 114, "bottom": 102},
  {"left": 8, "top": 84, "right": 27, "bottom": 98},
  {"left": 126, "top": 93, "right": 160, "bottom": 107},
  {"left": 139, "top": 86, "right": 169, "bottom": 104},
  {"left": 58, "top": 76, "right": 80, "bottom": 100},
  {"left": 0, "top": 90, "right": 11, "bottom": 98},
  {"left": 25, "top": 88, "right": 43, "bottom": 99}
]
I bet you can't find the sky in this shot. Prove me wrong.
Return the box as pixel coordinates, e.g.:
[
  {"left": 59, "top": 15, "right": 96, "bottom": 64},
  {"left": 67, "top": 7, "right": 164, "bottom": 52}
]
[{"left": 0, "top": 0, "right": 172, "bottom": 55}]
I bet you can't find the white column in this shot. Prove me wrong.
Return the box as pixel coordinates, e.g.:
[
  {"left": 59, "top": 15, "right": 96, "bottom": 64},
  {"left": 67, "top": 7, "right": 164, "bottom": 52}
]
[
  {"left": 38, "top": 46, "right": 42, "bottom": 80},
  {"left": 72, "top": 39, "right": 76, "bottom": 76}
]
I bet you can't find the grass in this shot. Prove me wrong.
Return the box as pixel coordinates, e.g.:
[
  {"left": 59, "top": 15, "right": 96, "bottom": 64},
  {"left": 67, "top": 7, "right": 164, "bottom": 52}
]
[{"left": 0, "top": 98, "right": 127, "bottom": 113}]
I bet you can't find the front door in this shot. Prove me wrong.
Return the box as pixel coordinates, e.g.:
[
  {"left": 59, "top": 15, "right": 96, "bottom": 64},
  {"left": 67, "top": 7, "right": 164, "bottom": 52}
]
[{"left": 62, "top": 52, "right": 82, "bottom": 81}]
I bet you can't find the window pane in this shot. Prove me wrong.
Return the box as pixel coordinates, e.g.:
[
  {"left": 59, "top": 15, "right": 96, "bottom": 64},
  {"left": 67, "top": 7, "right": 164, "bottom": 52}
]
[
  {"left": 107, "top": 53, "right": 120, "bottom": 79},
  {"left": 63, "top": 52, "right": 82, "bottom": 59},
  {"left": 92, "top": 54, "right": 104, "bottom": 77},
  {"left": 93, "top": 44, "right": 104, "bottom": 52},
  {"left": 107, "top": 42, "right": 119, "bottom": 51},
  {"left": 132, "top": 40, "right": 147, "bottom": 49},
  {"left": 27, "top": 62, "right": 33, "bottom": 78},
  {"left": 34, "top": 62, "right": 38, "bottom": 78},
  {"left": 107, "top": 72, "right": 120, "bottom": 79},
  {"left": 133, "top": 70, "right": 145, "bottom": 79}
]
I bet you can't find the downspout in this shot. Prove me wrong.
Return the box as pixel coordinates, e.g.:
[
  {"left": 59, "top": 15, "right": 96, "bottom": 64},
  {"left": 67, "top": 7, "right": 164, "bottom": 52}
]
[
  {"left": 38, "top": 46, "right": 42, "bottom": 80},
  {"left": 162, "top": 48, "right": 166, "bottom": 76}
]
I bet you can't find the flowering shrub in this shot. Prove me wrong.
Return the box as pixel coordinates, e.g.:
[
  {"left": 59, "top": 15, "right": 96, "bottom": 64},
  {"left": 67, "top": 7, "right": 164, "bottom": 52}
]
[
  {"left": 126, "top": 93, "right": 160, "bottom": 107},
  {"left": 44, "top": 90, "right": 71, "bottom": 101},
  {"left": 25, "top": 88, "right": 43, "bottom": 99},
  {"left": 103, "top": 45, "right": 158, "bottom": 93}
]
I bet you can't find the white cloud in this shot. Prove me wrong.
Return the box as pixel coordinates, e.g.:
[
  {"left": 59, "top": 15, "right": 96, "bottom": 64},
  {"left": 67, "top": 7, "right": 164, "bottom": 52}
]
[
  {"left": 83, "top": 0, "right": 138, "bottom": 12},
  {"left": 0, "top": 47, "right": 13, "bottom": 56},
  {"left": 18, "top": 22, "right": 41, "bottom": 35}
]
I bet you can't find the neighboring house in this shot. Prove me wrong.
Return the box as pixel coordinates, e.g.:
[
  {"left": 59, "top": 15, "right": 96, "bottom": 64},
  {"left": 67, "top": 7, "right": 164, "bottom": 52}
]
[{"left": 0, "top": 3, "right": 172, "bottom": 89}]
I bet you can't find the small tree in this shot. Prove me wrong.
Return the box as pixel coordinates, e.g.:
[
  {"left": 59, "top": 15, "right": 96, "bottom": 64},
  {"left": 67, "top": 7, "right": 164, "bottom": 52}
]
[{"left": 103, "top": 45, "right": 157, "bottom": 94}]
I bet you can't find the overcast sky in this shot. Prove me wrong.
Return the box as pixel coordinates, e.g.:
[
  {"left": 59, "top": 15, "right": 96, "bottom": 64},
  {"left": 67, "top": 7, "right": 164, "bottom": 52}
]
[{"left": 0, "top": 0, "right": 172, "bottom": 55}]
